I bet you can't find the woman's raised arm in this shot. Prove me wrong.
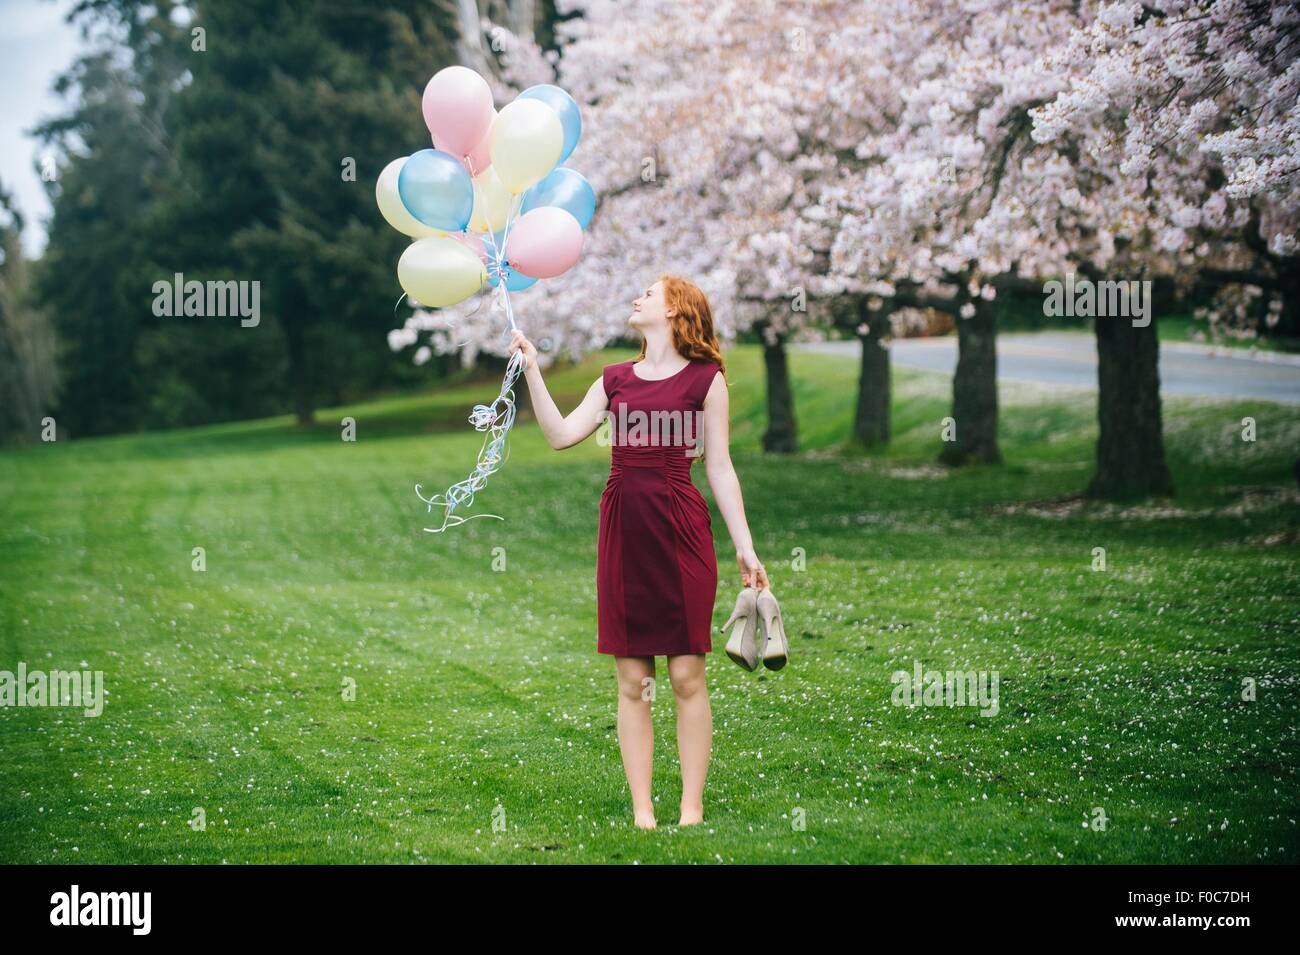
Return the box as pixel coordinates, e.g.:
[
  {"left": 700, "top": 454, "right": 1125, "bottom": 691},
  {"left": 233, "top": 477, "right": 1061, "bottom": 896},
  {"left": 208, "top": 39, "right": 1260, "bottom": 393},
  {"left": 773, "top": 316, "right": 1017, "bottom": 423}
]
[{"left": 512, "top": 329, "right": 609, "bottom": 450}]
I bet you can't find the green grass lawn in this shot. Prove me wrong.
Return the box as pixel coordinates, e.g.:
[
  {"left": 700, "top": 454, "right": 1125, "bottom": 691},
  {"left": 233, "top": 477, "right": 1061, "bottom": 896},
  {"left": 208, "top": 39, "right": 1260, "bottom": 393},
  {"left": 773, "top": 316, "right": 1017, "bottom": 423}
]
[{"left": 1, "top": 345, "right": 1297, "bottom": 863}]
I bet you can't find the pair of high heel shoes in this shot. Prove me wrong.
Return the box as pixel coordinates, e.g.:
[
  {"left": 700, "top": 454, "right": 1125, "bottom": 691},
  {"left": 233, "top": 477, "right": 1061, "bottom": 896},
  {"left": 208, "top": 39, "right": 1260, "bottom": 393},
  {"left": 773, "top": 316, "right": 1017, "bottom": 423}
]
[{"left": 719, "top": 585, "right": 788, "bottom": 672}]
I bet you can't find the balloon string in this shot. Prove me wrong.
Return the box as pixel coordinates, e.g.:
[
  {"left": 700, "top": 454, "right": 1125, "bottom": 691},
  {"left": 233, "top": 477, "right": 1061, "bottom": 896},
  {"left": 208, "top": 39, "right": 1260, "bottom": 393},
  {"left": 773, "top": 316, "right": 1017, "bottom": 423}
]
[
  {"left": 499, "top": 192, "right": 523, "bottom": 259},
  {"left": 480, "top": 192, "right": 524, "bottom": 332},
  {"left": 415, "top": 346, "right": 526, "bottom": 533},
  {"left": 467, "top": 150, "right": 509, "bottom": 308},
  {"left": 482, "top": 226, "right": 507, "bottom": 293},
  {"left": 415, "top": 182, "right": 530, "bottom": 532},
  {"left": 501, "top": 194, "right": 524, "bottom": 331},
  {"left": 503, "top": 286, "right": 517, "bottom": 332}
]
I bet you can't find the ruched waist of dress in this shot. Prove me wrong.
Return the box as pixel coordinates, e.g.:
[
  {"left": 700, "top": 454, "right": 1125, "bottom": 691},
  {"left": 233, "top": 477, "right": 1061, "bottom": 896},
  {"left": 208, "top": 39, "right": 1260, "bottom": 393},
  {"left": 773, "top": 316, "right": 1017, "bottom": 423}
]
[{"left": 608, "top": 443, "right": 701, "bottom": 477}]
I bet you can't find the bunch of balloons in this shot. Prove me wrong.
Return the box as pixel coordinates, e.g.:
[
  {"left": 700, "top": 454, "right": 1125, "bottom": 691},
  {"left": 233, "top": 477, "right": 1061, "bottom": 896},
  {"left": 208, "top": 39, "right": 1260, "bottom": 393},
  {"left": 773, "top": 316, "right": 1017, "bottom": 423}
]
[
  {"left": 376, "top": 66, "right": 595, "bottom": 533},
  {"left": 376, "top": 65, "right": 594, "bottom": 312}
]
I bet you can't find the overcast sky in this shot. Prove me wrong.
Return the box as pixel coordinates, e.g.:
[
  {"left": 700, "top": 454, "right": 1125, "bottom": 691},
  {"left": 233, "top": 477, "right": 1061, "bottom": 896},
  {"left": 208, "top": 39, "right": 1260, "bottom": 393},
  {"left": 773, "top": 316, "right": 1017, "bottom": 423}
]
[{"left": 0, "top": 0, "right": 84, "bottom": 256}]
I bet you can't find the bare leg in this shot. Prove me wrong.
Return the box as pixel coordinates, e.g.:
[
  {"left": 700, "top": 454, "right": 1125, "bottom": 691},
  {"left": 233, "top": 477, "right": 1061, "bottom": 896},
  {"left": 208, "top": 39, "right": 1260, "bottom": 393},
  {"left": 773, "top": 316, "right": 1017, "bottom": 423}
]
[
  {"left": 668, "top": 653, "right": 711, "bottom": 826},
  {"left": 615, "top": 656, "right": 657, "bottom": 829}
]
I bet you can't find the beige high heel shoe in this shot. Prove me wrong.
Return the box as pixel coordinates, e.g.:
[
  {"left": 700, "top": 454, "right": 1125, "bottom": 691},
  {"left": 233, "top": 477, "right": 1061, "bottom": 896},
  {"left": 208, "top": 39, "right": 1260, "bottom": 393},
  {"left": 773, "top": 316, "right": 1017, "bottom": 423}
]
[
  {"left": 756, "top": 586, "right": 788, "bottom": 670},
  {"left": 719, "top": 587, "right": 760, "bottom": 671}
]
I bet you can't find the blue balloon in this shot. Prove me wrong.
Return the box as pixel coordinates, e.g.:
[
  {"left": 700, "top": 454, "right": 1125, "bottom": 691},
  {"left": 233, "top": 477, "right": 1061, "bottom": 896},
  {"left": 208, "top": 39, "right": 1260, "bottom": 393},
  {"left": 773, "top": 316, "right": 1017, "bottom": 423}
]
[
  {"left": 489, "top": 266, "right": 538, "bottom": 292},
  {"left": 519, "top": 84, "right": 582, "bottom": 165},
  {"left": 521, "top": 167, "right": 597, "bottom": 231},
  {"left": 488, "top": 263, "right": 538, "bottom": 293},
  {"left": 397, "top": 149, "right": 473, "bottom": 231}
]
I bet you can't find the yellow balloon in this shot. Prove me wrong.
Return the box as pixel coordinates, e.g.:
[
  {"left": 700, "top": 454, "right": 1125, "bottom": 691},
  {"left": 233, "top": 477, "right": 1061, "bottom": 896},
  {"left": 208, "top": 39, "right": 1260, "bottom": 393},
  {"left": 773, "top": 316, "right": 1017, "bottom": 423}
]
[
  {"left": 489, "top": 99, "right": 563, "bottom": 194},
  {"left": 397, "top": 236, "right": 487, "bottom": 308},
  {"left": 468, "top": 167, "right": 513, "bottom": 234},
  {"left": 377, "top": 158, "right": 444, "bottom": 239}
]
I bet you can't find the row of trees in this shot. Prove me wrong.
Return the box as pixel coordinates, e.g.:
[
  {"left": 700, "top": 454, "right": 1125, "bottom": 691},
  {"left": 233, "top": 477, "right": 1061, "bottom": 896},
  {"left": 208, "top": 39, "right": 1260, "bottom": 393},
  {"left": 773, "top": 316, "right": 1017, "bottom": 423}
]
[
  {"left": 394, "top": 0, "right": 1299, "bottom": 498},
  {"left": 8, "top": 0, "right": 1296, "bottom": 505}
]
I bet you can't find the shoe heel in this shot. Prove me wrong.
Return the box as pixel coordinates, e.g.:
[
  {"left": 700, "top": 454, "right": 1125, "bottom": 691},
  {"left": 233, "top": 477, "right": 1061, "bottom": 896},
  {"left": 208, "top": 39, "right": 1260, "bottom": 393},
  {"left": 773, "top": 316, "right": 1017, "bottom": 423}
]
[
  {"left": 722, "top": 587, "right": 759, "bottom": 671},
  {"left": 757, "top": 589, "right": 788, "bottom": 671}
]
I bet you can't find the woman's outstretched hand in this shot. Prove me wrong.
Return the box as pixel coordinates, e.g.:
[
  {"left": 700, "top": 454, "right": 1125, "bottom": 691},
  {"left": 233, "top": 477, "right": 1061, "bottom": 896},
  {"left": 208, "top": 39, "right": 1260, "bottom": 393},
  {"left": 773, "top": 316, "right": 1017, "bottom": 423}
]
[
  {"left": 737, "top": 548, "right": 769, "bottom": 591},
  {"left": 509, "top": 329, "right": 538, "bottom": 372}
]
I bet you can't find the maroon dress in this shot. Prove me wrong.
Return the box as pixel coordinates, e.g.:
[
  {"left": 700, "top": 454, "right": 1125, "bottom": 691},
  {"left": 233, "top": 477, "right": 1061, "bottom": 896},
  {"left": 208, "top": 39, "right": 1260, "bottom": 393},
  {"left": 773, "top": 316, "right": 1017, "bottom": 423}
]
[{"left": 597, "top": 358, "right": 722, "bottom": 657}]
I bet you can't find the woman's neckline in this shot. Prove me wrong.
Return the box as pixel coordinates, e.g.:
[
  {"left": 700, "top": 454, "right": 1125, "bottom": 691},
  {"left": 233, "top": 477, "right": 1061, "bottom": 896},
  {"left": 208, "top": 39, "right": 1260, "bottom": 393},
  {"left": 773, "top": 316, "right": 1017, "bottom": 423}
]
[{"left": 630, "top": 358, "right": 693, "bottom": 382}]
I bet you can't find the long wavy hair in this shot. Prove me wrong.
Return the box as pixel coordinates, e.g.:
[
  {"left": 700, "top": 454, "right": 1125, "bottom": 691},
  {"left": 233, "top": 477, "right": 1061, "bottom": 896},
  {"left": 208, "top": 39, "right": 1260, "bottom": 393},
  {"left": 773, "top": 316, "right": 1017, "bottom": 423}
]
[{"left": 635, "top": 274, "right": 727, "bottom": 376}]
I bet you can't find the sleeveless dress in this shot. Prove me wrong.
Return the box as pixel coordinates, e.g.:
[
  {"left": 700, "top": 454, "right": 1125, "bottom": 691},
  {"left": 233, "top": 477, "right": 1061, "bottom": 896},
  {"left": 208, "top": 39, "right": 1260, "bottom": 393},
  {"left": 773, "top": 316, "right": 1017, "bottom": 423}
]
[{"left": 597, "top": 358, "right": 722, "bottom": 656}]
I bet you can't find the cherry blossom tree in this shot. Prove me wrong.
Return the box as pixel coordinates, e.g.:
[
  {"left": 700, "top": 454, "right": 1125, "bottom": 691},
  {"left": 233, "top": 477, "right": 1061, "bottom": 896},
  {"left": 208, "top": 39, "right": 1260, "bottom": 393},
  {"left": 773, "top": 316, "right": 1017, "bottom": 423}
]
[
  {"left": 829, "top": 0, "right": 1085, "bottom": 465},
  {"left": 830, "top": 0, "right": 1298, "bottom": 492},
  {"left": 1027, "top": 0, "right": 1299, "bottom": 495},
  {"left": 391, "top": 0, "right": 1299, "bottom": 497}
]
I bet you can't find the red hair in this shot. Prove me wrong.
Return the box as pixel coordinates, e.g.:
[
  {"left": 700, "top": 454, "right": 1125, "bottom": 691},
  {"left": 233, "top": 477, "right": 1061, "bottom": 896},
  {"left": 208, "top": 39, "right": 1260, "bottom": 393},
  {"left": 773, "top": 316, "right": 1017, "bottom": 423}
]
[{"left": 635, "top": 274, "right": 726, "bottom": 376}]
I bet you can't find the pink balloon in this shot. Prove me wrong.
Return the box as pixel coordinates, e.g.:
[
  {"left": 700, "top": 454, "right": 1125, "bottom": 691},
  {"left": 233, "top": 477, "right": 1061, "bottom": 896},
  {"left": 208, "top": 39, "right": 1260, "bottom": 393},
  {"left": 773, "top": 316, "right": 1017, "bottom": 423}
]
[
  {"left": 505, "top": 207, "right": 584, "bottom": 279},
  {"left": 422, "top": 66, "right": 494, "bottom": 159},
  {"left": 465, "top": 125, "right": 493, "bottom": 175},
  {"left": 433, "top": 115, "right": 494, "bottom": 175}
]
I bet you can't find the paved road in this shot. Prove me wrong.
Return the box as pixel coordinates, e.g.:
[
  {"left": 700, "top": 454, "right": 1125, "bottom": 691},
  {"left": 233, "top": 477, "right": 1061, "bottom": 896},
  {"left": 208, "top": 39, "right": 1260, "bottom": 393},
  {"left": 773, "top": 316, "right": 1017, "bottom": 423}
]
[{"left": 796, "top": 332, "right": 1300, "bottom": 404}]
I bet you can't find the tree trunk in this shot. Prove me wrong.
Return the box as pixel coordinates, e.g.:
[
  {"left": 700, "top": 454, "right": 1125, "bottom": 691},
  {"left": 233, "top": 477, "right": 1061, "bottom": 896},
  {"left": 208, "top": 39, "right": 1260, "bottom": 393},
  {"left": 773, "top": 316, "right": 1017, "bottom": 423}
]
[
  {"left": 761, "top": 329, "right": 797, "bottom": 453},
  {"left": 1087, "top": 314, "right": 1173, "bottom": 498},
  {"left": 506, "top": 0, "right": 537, "bottom": 41},
  {"left": 938, "top": 298, "right": 1000, "bottom": 465},
  {"left": 454, "top": 0, "right": 494, "bottom": 74},
  {"left": 853, "top": 303, "right": 891, "bottom": 448},
  {"left": 284, "top": 317, "right": 315, "bottom": 426},
  {"left": 1276, "top": 268, "right": 1300, "bottom": 339}
]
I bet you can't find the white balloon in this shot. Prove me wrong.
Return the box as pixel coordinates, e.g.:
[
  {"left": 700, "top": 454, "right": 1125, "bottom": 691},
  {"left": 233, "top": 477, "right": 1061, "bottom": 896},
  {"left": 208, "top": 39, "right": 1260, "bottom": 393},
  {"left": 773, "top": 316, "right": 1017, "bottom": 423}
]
[{"left": 489, "top": 99, "right": 564, "bottom": 194}]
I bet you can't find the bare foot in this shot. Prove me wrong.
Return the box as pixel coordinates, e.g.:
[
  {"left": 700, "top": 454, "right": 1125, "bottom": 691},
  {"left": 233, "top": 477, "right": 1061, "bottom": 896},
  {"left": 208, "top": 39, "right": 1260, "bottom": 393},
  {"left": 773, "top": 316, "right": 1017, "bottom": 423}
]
[
  {"left": 678, "top": 807, "right": 704, "bottom": 826},
  {"left": 634, "top": 812, "right": 657, "bottom": 830}
]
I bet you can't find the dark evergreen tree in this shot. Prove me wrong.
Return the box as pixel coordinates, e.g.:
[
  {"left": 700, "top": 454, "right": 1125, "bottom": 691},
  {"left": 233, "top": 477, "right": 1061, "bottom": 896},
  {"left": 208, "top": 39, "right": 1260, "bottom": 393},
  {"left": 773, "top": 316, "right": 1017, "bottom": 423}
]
[{"left": 0, "top": 186, "right": 59, "bottom": 445}]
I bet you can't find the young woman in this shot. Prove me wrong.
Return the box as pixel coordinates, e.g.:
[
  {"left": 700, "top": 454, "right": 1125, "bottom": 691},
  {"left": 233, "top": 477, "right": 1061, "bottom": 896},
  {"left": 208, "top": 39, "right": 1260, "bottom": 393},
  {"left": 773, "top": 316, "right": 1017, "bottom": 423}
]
[{"left": 510, "top": 274, "right": 769, "bottom": 829}]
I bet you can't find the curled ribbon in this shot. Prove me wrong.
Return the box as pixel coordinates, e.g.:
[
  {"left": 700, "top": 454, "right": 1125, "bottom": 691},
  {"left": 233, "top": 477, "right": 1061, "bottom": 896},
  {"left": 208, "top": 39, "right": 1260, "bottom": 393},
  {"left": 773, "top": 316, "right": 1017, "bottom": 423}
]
[{"left": 415, "top": 336, "right": 526, "bottom": 533}]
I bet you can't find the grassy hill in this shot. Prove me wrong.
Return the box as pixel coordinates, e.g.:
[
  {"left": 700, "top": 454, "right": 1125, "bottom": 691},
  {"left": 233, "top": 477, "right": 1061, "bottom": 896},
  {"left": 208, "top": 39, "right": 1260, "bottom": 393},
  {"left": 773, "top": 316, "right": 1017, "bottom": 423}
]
[{"left": 1, "top": 345, "right": 1297, "bottom": 863}]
